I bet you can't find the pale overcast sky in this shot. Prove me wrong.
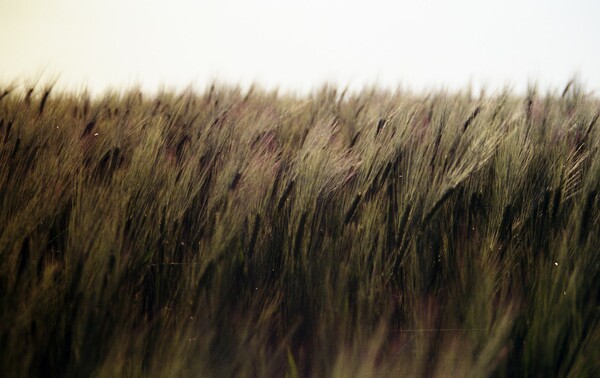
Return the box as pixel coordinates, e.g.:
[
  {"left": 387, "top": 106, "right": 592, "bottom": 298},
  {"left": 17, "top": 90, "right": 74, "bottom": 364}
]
[{"left": 0, "top": 0, "right": 599, "bottom": 94}]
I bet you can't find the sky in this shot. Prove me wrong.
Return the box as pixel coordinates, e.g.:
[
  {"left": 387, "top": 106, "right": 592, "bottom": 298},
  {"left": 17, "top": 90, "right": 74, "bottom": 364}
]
[{"left": 0, "top": 0, "right": 599, "bottom": 95}]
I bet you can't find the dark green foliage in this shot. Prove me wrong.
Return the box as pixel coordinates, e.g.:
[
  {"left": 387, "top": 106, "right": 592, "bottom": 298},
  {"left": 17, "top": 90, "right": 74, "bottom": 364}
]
[{"left": 0, "top": 83, "right": 599, "bottom": 377}]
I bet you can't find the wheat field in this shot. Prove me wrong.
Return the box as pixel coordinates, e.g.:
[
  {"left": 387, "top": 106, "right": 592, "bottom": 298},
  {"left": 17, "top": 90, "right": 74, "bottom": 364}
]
[{"left": 0, "top": 82, "right": 599, "bottom": 376}]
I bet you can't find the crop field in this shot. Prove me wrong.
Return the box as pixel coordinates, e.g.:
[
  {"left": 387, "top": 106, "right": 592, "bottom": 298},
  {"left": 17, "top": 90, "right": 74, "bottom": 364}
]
[{"left": 0, "top": 82, "right": 599, "bottom": 376}]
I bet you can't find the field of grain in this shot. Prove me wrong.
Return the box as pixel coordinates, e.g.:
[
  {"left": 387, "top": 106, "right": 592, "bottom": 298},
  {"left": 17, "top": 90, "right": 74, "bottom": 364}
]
[{"left": 0, "top": 82, "right": 599, "bottom": 376}]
